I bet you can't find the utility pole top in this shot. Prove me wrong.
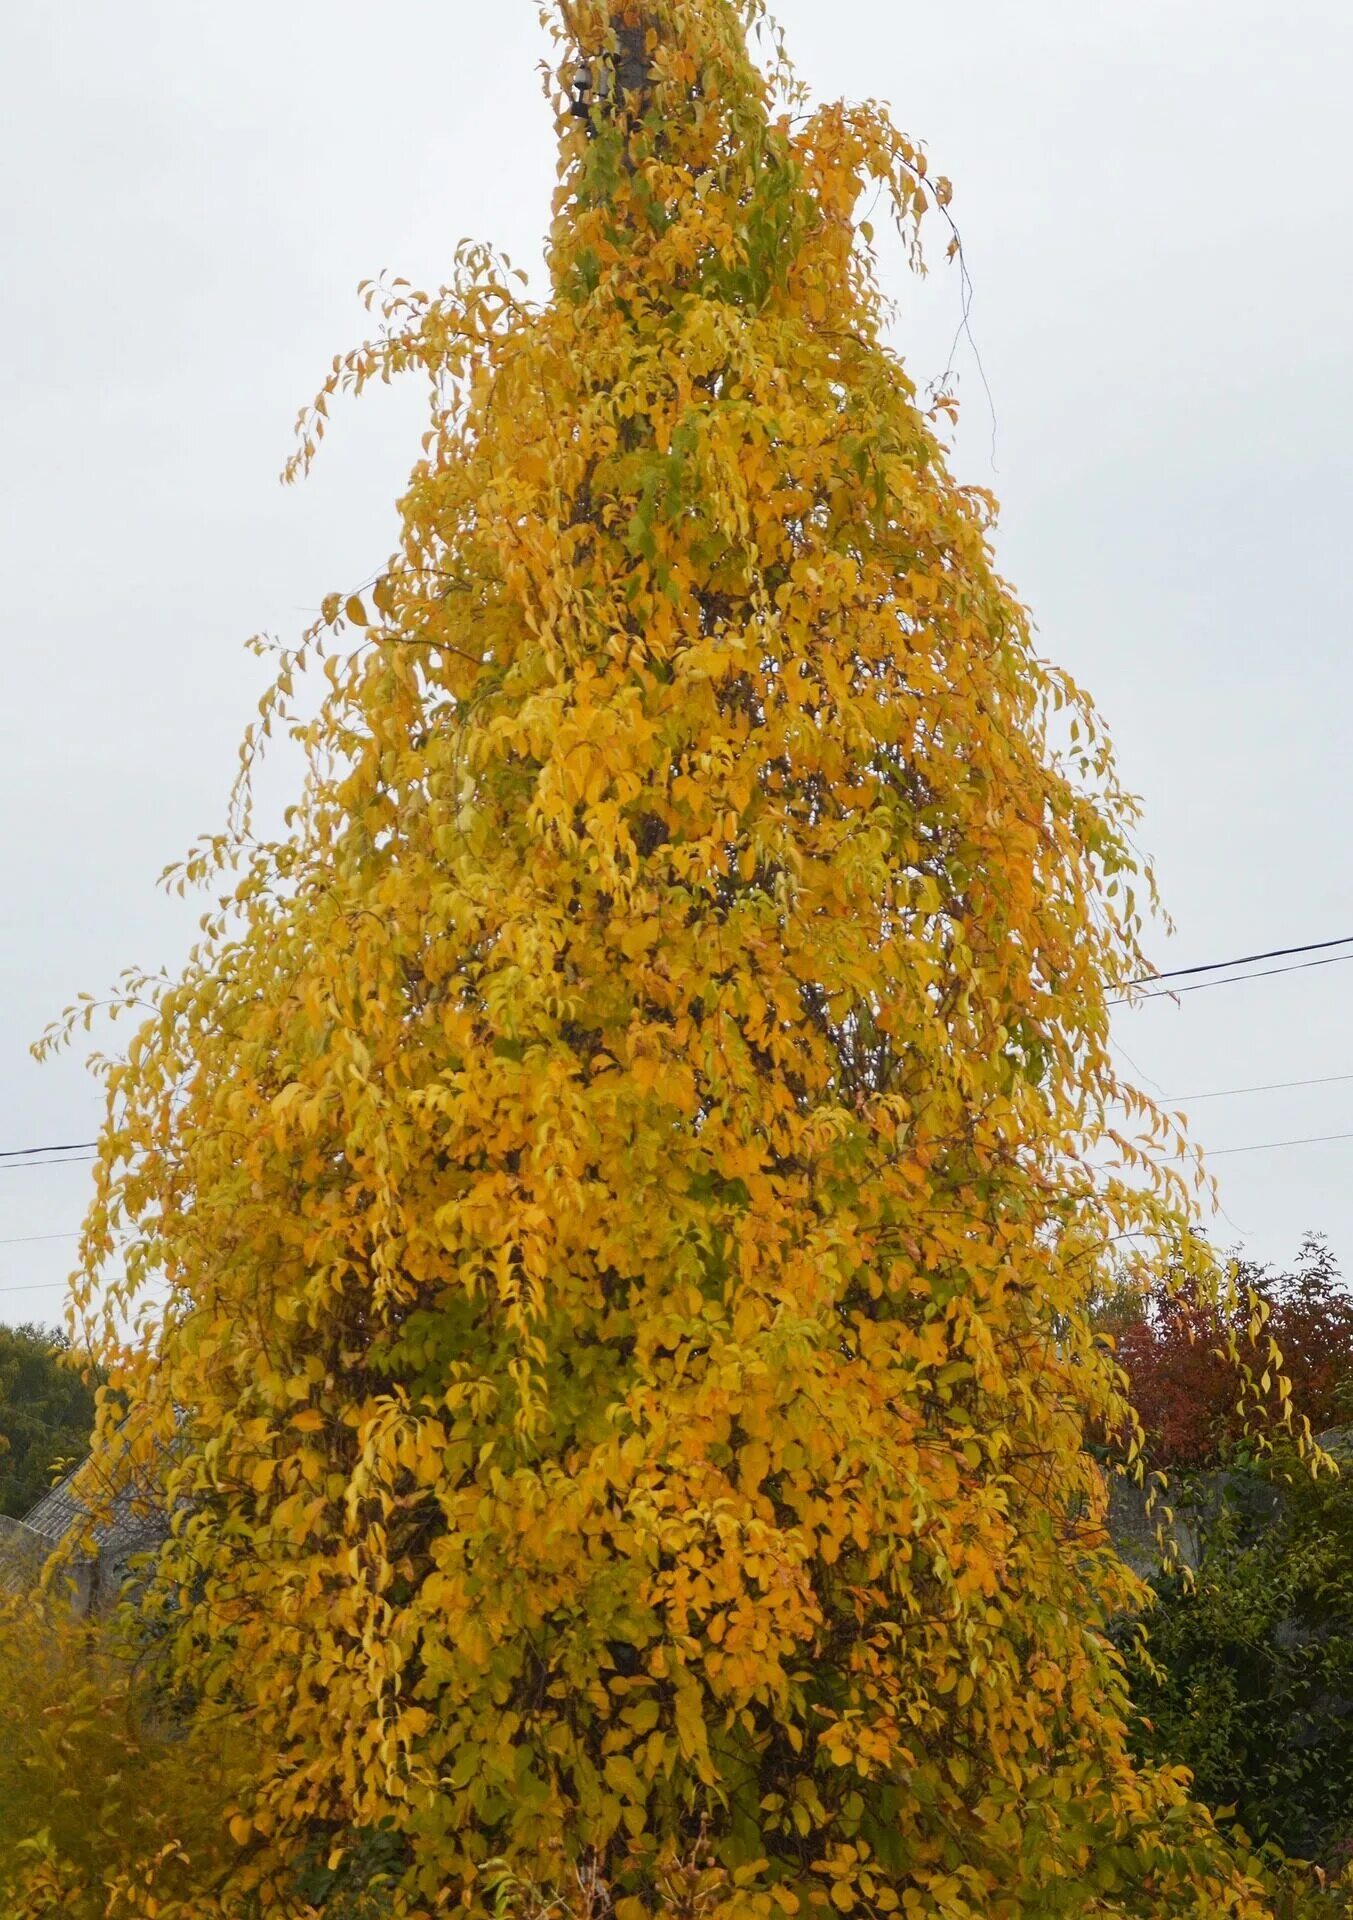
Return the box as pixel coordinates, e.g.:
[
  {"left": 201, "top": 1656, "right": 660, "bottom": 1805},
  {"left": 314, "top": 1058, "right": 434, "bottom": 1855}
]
[{"left": 570, "top": 17, "right": 652, "bottom": 130}]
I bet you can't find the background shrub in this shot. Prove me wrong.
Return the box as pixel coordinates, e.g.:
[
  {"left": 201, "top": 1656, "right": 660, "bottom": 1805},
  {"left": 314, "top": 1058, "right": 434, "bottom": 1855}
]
[{"left": 1125, "top": 1452, "right": 1353, "bottom": 1870}]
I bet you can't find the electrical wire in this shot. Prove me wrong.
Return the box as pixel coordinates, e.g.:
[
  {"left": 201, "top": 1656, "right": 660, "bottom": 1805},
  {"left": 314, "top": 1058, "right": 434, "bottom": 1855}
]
[
  {"left": 0, "top": 1141, "right": 97, "bottom": 1161},
  {"left": 0, "top": 1231, "right": 78, "bottom": 1249},
  {"left": 0, "top": 1275, "right": 137, "bottom": 1297},
  {"left": 1166, "top": 1070, "right": 1353, "bottom": 1105},
  {"left": 1166, "top": 1129, "right": 1353, "bottom": 1163},
  {"left": 0, "top": 931, "right": 1351, "bottom": 1217},
  {"left": 0, "top": 1155, "right": 97, "bottom": 1173},
  {"left": 1120, "top": 933, "right": 1353, "bottom": 990},
  {"left": 1112, "top": 950, "right": 1353, "bottom": 1004}
]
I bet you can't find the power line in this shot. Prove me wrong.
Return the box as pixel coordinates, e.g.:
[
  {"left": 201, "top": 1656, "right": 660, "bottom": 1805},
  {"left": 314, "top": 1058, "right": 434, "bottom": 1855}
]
[
  {"left": 0, "top": 1279, "right": 128, "bottom": 1296},
  {"left": 3, "top": 1126, "right": 1350, "bottom": 1278},
  {"left": 0, "top": 1274, "right": 138, "bottom": 1300},
  {"left": 0, "top": 934, "right": 1349, "bottom": 1183},
  {"left": 1121, "top": 934, "right": 1353, "bottom": 990},
  {"left": 1167, "top": 1129, "right": 1353, "bottom": 1164},
  {"left": 0, "top": 1140, "right": 98, "bottom": 1161},
  {"left": 0, "top": 1155, "right": 97, "bottom": 1173},
  {"left": 1113, "top": 951, "right": 1353, "bottom": 1005},
  {"left": 1166, "top": 1070, "right": 1353, "bottom": 1105},
  {"left": 0, "top": 930, "right": 1340, "bottom": 1153}
]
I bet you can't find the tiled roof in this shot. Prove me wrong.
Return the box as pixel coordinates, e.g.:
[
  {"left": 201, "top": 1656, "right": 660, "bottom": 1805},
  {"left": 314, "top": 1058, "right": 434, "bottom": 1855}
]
[
  {"left": 21, "top": 1449, "right": 169, "bottom": 1560},
  {"left": 0, "top": 1514, "right": 51, "bottom": 1592}
]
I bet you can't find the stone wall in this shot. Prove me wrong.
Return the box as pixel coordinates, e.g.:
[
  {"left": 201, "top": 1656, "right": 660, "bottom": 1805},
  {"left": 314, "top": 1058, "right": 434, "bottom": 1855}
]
[{"left": 1107, "top": 1427, "right": 1351, "bottom": 1576}]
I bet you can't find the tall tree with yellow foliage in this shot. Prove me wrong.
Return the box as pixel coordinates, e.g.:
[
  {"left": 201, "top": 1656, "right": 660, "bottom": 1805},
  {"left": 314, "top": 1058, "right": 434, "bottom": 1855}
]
[{"left": 35, "top": 3, "right": 1332, "bottom": 1916}]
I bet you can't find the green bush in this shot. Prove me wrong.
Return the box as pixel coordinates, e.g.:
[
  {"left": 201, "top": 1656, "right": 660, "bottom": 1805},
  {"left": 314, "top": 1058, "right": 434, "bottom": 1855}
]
[
  {"left": 1126, "top": 1449, "right": 1353, "bottom": 1871},
  {"left": 0, "top": 1590, "right": 248, "bottom": 1918}
]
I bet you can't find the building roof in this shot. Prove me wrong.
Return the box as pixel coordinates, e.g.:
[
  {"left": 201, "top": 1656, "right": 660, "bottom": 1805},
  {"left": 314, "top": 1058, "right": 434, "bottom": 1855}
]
[{"left": 21, "top": 1446, "right": 169, "bottom": 1562}]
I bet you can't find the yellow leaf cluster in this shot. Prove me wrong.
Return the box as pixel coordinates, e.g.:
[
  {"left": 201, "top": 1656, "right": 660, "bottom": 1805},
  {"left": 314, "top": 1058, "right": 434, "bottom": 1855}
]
[{"left": 27, "top": 3, "right": 1334, "bottom": 1916}]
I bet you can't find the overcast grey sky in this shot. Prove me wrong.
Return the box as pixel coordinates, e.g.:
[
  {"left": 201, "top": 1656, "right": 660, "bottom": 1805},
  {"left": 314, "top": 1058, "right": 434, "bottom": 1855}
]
[{"left": 3, "top": 0, "right": 1351, "bottom": 1326}]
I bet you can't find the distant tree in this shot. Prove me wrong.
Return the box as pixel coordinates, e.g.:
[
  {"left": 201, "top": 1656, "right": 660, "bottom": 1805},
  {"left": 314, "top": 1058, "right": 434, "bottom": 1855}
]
[
  {"left": 1105, "top": 1238, "right": 1353, "bottom": 1471},
  {"left": 0, "top": 1323, "right": 97, "bottom": 1519}
]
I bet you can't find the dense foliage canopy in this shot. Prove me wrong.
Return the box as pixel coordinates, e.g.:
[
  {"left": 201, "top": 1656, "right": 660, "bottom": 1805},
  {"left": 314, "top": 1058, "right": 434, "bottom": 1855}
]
[
  {"left": 24, "top": 2, "right": 1348, "bottom": 1916},
  {"left": 0, "top": 1323, "right": 97, "bottom": 1519}
]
